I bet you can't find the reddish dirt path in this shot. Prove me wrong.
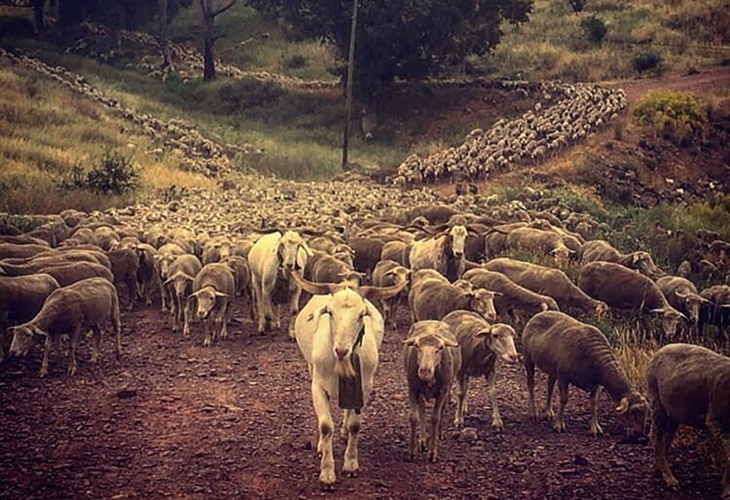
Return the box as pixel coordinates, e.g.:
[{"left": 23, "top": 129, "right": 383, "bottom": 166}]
[
  {"left": 0, "top": 298, "right": 725, "bottom": 500},
  {"left": 603, "top": 67, "right": 730, "bottom": 103}
]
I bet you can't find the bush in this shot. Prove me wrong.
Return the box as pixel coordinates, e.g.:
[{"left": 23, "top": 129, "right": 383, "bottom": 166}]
[
  {"left": 59, "top": 152, "right": 139, "bottom": 195},
  {"left": 284, "top": 54, "right": 307, "bottom": 69},
  {"left": 567, "top": 0, "right": 586, "bottom": 13},
  {"left": 632, "top": 51, "right": 663, "bottom": 75},
  {"left": 581, "top": 15, "right": 608, "bottom": 45},
  {"left": 633, "top": 90, "right": 709, "bottom": 145}
]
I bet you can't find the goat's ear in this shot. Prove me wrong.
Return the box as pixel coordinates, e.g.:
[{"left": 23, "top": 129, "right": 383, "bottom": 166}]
[
  {"left": 402, "top": 337, "right": 417, "bottom": 346},
  {"left": 616, "top": 397, "right": 630, "bottom": 414},
  {"left": 214, "top": 291, "right": 229, "bottom": 298},
  {"left": 440, "top": 337, "right": 460, "bottom": 348}
]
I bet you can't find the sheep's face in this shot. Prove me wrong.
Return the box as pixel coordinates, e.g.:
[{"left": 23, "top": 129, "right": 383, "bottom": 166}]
[
  {"left": 9, "top": 325, "right": 38, "bottom": 357},
  {"left": 331, "top": 244, "right": 354, "bottom": 269},
  {"left": 481, "top": 324, "right": 519, "bottom": 363},
  {"left": 616, "top": 395, "right": 649, "bottom": 437},
  {"left": 195, "top": 288, "right": 226, "bottom": 319},
  {"left": 157, "top": 254, "right": 178, "bottom": 279},
  {"left": 410, "top": 334, "right": 449, "bottom": 386},
  {"left": 633, "top": 252, "right": 661, "bottom": 278},
  {"left": 594, "top": 301, "right": 609, "bottom": 319},
  {"left": 470, "top": 289, "right": 498, "bottom": 323},
  {"left": 551, "top": 246, "right": 572, "bottom": 265},
  {"left": 660, "top": 310, "right": 683, "bottom": 339},
  {"left": 449, "top": 225, "right": 468, "bottom": 259}
]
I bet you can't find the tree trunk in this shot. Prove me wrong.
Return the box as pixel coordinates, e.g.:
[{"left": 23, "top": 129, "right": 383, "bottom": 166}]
[
  {"left": 201, "top": 0, "right": 216, "bottom": 81},
  {"left": 159, "top": 0, "right": 171, "bottom": 68},
  {"left": 32, "top": 0, "right": 45, "bottom": 34}
]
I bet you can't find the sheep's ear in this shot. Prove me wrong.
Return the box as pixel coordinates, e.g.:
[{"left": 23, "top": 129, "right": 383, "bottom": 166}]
[
  {"left": 476, "top": 326, "right": 493, "bottom": 337},
  {"left": 402, "top": 337, "right": 417, "bottom": 346},
  {"left": 674, "top": 290, "right": 689, "bottom": 299},
  {"left": 616, "top": 397, "right": 630, "bottom": 414},
  {"left": 441, "top": 337, "right": 460, "bottom": 348},
  {"left": 649, "top": 308, "right": 665, "bottom": 315},
  {"left": 31, "top": 325, "right": 48, "bottom": 337}
]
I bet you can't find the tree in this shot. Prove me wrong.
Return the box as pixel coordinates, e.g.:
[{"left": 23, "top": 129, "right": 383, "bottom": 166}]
[
  {"left": 251, "top": 0, "right": 532, "bottom": 104},
  {"left": 199, "top": 0, "right": 237, "bottom": 81}
]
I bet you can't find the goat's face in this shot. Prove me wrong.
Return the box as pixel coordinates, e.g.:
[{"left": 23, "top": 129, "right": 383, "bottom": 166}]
[
  {"left": 449, "top": 225, "right": 468, "bottom": 259},
  {"left": 314, "top": 289, "right": 369, "bottom": 378},
  {"left": 480, "top": 324, "right": 519, "bottom": 363},
  {"left": 278, "top": 231, "right": 309, "bottom": 272},
  {"left": 470, "top": 289, "right": 498, "bottom": 322},
  {"left": 8, "top": 325, "right": 38, "bottom": 357}
]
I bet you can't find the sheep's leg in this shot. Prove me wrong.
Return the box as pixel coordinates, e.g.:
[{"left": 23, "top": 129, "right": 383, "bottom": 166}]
[
  {"left": 312, "top": 382, "right": 335, "bottom": 486},
  {"left": 543, "top": 375, "right": 557, "bottom": 420},
  {"left": 487, "top": 370, "right": 503, "bottom": 431},
  {"left": 429, "top": 391, "right": 448, "bottom": 462},
  {"left": 158, "top": 274, "right": 168, "bottom": 312},
  {"left": 170, "top": 292, "right": 179, "bottom": 332},
  {"left": 652, "top": 414, "right": 679, "bottom": 489},
  {"left": 67, "top": 325, "right": 82, "bottom": 377},
  {"left": 408, "top": 392, "right": 422, "bottom": 460},
  {"left": 342, "top": 407, "right": 361, "bottom": 477},
  {"left": 454, "top": 375, "right": 468, "bottom": 428},
  {"left": 182, "top": 296, "right": 193, "bottom": 337},
  {"left": 126, "top": 281, "right": 135, "bottom": 311},
  {"left": 90, "top": 325, "right": 102, "bottom": 363},
  {"left": 552, "top": 379, "right": 569, "bottom": 433},
  {"left": 203, "top": 318, "right": 213, "bottom": 347},
  {"left": 39, "top": 333, "right": 53, "bottom": 378},
  {"left": 525, "top": 355, "right": 538, "bottom": 421},
  {"left": 112, "top": 296, "right": 121, "bottom": 360},
  {"left": 223, "top": 300, "right": 233, "bottom": 339},
  {"left": 706, "top": 418, "right": 730, "bottom": 498},
  {"left": 589, "top": 386, "right": 603, "bottom": 436},
  {"left": 217, "top": 302, "right": 229, "bottom": 340}
]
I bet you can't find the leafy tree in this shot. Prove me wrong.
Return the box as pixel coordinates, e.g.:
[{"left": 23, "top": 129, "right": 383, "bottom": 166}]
[{"left": 252, "top": 0, "right": 532, "bottom": 104}]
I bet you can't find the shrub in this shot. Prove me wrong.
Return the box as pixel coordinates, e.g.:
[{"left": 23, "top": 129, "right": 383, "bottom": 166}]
[
  {"left": 581, "top": 15, "right": 608, "bottom": 45},
  {"left": 633, "top": 90, "right": 709, "bottom": 146},
  {"left": 284, "top": 54, "right": 307, "bottom": 69},
  {"left": 567, "top": 0, "right": 586, "bottom": 13},
  {"left": 58, "top": 152, "right": 139, "bottom": 195},
  {"left": 632, "top": 51, "right": 663, "bottom": 75}
]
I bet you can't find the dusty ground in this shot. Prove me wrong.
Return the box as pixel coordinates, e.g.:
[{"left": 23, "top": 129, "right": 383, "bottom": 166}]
[{"left": 0, "top": 295, "right": 725, "bottom": 500}]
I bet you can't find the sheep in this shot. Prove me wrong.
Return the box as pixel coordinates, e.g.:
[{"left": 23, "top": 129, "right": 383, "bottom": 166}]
[
  {"left": 646, "top": 343, "right": 730, "bottom": 498},
  {"left": 134, "top": 243, "right": 157, "bottom": 306},
  {"left": 0, "top": 242, "right": 54, "bottom": 260},
  {"left": 441, "top": 310, "right": 518, "bottom": 430},
  {"left": 699, "top": 285, "right": 730, "bottom": 337},
  {"left": 183, "top": 262, "right": 236, "bottom": 346},
  {"left": 107, "top": 247, "right": 140, "bottom": 311},
  {"left": 381, "top": 240, "right": 411, "bottom": 267},
  {"left": 409, "top": 276, "right": 498, "bottom": 323},
  {"left": 348, "top": 236, "right": 385, "bottom": 282},
  {"left": 523, "top": 311, "right": 648, "bottom": 435},
  {"left": 504, "top": 227, "right": 574, "bottom": 264},
  {"left": 655, "top": 275, "right": 710, "bottom": 332},
  {"left": 8, "top": 277, "right": 121, "bottom": 377},
  {"left": 220, "top": 255, "right": 253, "bottom": 319},
  {"left": 292, "top": 271, "right": 406, "bottom": 486},
  {"left": 462, "top": 268, "right": 559, "bottom": 326},
  {"left": 403, "top": 320, "right": 462, "bottom": 462},
  {"left": 483, "top": 258, "right": 608, "bottom": 319},
  {"left": 155, "top": 242, "right": 186, "bottom": 311},
  {"left": 578, "top": 261, "right": 686, "bottom": 339},
  {"left": 304, "top": 250, "right": 362, "bottom": 286},
  {"left": 579, "top": 240, "right": 664, "bottom": 279},
  {"left": 0, "top": 274, "right": 60, "bottom": 361},
  {"left": 201, "top": 236, "right": 233, "bottom": 265},
  {"left": 0, "top": 250, "right": 109, "bottom": 277},
  {"left": 371, "top": 259, "right": 411, "bottom": 329},
  {"left": 163, "top": 254, "right": 203, "bottom": 333},
  {"left": 36, "top": 261, "right": 114, "bottom": 287}
]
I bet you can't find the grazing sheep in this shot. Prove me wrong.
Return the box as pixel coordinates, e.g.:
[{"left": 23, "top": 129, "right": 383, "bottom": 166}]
[
  {"left": 483, "top": 258, "right": 608, "bottom": 319},
  {"left": 0, "top": 243, "right": 54, "bottom": 260},
  {"left": 699, "top": 285, "right": 730, "bottom": 338},
  {"left": 292, "top": 272, "right": 405, "bottom": 486},
  {"left": 579, "top": 240, "right": 664, "bottom": 279},
  {"left": 646, "top": 343, "right": 730, "bottom": 498},
  {"left": 372, "top": 259, "right": 411, "bottom": 330},
  {"left": 656, "top": 275, "right": 710, "bottom": 332},
  {"left": 441, "top": 310, "right": 518, "bottom": 430},
  {"left": 163, "top": 254, "right": 203, "bottom": 333},
  {"left": 578, "top": 261, "right": 685, "bottom": 339},
  {"left": 504, "top": 227, "right": 574, "bottom": 264},
  {"left": 0, "top": 250, "right": 109, "bottom": 277},
  {"left": 409, "top": 276, "right": 498, "bottom": 323},
  {"left": 38, "top": 261, "right": 114, "bottom": 287},
  {"left": 462, "top": 268, "right": 559, "bottom": 326},
  {"left": 403, "top": 320, "right": 462, "bottom": 462},
  {"left": 523, "top": 311, "right": 648, "bottom": 436},
  {"left": 183, "top": 262, "right": 236, "bottom": 346},
  {"left": 0, "top": 274, "right": 61, "bottom": 361},
  {"left": 8, "top": 277, "right": 121, "bottom": 377}
]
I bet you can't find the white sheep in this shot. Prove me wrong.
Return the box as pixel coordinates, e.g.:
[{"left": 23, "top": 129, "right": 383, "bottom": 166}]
[{"left": 9, "top": 277, "right": 121, "bottom": 377}]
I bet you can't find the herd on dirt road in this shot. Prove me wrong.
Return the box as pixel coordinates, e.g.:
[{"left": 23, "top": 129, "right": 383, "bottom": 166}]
[{"left": 1, "top": 201, "right": 729, "bottom": 497}]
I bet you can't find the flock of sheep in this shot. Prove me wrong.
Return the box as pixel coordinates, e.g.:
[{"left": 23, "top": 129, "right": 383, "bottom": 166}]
[{"left": 1, "top": 192, "right": 728, "bottom": 496}]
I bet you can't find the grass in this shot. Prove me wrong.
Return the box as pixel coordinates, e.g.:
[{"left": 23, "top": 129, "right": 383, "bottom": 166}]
[{"left": 0, "top": 62, "right": 216, "bottom": 214}]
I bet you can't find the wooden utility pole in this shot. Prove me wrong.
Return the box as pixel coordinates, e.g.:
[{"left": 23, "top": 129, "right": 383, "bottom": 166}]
[{"left": 341, "top": 0, "right": 359, "bottom": 169}]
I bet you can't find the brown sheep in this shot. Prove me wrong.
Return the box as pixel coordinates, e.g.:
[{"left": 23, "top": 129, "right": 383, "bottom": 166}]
[{"left": 579, "top": 240, "right": 664, "bottom": 279}]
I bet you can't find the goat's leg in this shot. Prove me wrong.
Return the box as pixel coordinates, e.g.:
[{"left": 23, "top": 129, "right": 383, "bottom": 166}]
[
  {"left": 312, "top": 382, "right": 335, "bottom": 486},
  {"left": 343, "top": 408, "right": 362, "bottom": 477}
]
